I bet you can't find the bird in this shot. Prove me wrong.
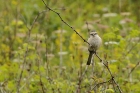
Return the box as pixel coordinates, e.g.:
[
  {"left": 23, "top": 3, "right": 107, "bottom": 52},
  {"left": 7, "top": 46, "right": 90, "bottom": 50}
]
[{"left": 87, "top": 31, "right": 102, "bottom": 65}]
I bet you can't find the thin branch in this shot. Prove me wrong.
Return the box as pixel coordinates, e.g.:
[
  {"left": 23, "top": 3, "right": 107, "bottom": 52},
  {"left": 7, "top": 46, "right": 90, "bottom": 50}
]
[
  {"left": 125, "top": 37, "right": 140, "bottom": 56},
  {"left": 44, "top": 36, "right": 50, "bottom": 75},
  {"left": 41, "top": 0, "right": 90, "bottom": 45},
  {"left": 76, "top": 65, "right": 88, "bottom": 92},
  {"left": 125, "top": 43, "right": 138, "bottom": 56},
  {"left": 95, "top": 53, "right": 102, "bottom": 62},
  {"left": 19, "top": 72, "right": 35, "bottom": 91},
  {"left": 27, "top": 10, "right": 48, "bottom": 37},
  {"left": 91, "top": 78, "right": 112, "bottom": 90},
  {"left": 17, "top": 47, "right": 28, "bottom": 93},
  {"left": 76, "top": 55, "right": 83, "bottom": 93},
  {"left": 128, "top": 61, "right": 140, "bottom": 77},
  {"left": 95, "top": 53, "right": 122, "bottom": 93},
  {"left": 40, "top": 1, "right": 123, "bottom": 93},
  {"left": 111, "top": 80, "right": 117, "bottom": 93},
  {"left": 35, "top": 34, "right": 45, "bottom": 93}
]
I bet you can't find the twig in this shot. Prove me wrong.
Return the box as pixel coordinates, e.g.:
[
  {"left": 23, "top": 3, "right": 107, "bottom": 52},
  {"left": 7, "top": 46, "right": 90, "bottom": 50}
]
[
  {"left": 35, "top": 33, "right": 46, "bottom": 93},
  {"left": 40, "top": 1, "right": 123, "bottom": 93},
  {"left": 27, "top": 10, "right": 48, "bottom": 37},
  {"left": 95, "top": 53, "right": 122, "bottom": 93},
  {"left": 125, "top": 43, "right": 138, "bottom": 56},
  {"left": 128, "top": 61, "right": 140, "bottom": 77},
  {"left": 59, "top": 24, "right": 63, "bottom": 75},
  {"left": 76, "top": 65, "right": 88, "bottom": 93},
  {"left": 19, "top": 72, "right": 35, "bottom": 91},
  {"left": 41, "top": 0, "right": 90, "bottom": 45},
  {"left": 111, "top": 80, "right": 117, "bottom": 93},
  {"left": 86, "top": 21, "right": 91, "bottom": 33},
  {"left": 17, "top": 47, "right": 28, "bottom": 93},
  {"left": 125, "top": 37, "right": 140, "bottom": 56},
  {"left": 44, "top": 36, "right": 50, "bottom": 75},
  {"left": 77, "top": 54, "right": 83, "bottom": 93},
  {"left": 91, "top": 78, "right": 112, "bottom": 90}
]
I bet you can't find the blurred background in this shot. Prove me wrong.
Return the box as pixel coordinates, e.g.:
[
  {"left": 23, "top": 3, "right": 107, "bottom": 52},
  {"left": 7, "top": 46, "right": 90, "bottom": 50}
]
[{"left": 0, "top": 0, "right": 140, "bottom": 93}]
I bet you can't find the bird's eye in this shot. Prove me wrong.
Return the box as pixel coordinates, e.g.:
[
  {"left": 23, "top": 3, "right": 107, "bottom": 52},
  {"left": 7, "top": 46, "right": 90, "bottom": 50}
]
[{"left": 91, "top": 33, "right": 97, "bottom": 36}]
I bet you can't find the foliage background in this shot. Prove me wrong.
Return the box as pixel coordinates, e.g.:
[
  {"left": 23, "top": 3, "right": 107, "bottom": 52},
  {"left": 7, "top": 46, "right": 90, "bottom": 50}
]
[{"left": 0, "top": 0, "right": 140, "bottom": 93}]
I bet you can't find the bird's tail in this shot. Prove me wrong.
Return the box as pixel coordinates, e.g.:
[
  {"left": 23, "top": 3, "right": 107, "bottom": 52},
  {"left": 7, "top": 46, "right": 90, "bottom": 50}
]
[{"left": 87, "top": 51, "right": 94, "bottom": 65}]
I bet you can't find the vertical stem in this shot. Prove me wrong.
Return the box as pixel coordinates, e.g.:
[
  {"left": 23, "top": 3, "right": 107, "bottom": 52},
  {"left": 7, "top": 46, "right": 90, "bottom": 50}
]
[
  {"left": 91, "top": 54, "right": 95, "bottom": 75},
  {"left": 45, "top": 36, "right": 50, "bottom": 76},
  {"left": 59, "top": 25, "right": 63, "bottom": 75},
  {"left": 77, "top": 54, "right": 83, "bottom": 93}
]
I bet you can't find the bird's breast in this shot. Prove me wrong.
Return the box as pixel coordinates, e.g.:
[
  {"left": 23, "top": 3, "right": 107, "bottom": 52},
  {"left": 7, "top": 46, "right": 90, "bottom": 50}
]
[{"left": 88, "top": 35, "right": 102, "bottom": 51}]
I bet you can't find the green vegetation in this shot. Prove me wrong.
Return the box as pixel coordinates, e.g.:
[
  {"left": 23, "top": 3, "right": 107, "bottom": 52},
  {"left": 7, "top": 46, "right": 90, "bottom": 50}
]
[{"left": 0, "top": 0, "right": 140, "bottom": 93}]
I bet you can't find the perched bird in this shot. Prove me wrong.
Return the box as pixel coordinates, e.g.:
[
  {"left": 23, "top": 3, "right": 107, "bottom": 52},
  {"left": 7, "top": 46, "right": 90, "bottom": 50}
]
[{"left": 87, "top": 31, "right": 102, "bottom": 65}]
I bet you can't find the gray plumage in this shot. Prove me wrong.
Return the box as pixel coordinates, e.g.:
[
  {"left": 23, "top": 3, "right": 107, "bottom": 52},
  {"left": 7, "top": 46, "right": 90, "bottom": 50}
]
[{"left": 87, "top": 31, "right": 102, "bottom": 65}]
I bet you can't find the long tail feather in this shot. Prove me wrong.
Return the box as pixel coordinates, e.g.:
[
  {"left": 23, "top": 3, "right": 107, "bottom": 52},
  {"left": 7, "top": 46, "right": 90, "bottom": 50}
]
[{"left": 87, "top": 51, "right": 94, "bottom": 65}]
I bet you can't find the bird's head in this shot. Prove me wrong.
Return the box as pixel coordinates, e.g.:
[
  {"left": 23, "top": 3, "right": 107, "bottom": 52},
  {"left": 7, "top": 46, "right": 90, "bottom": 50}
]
[{"left": 90, "top": 31, "right": 98, "bottom": 37}]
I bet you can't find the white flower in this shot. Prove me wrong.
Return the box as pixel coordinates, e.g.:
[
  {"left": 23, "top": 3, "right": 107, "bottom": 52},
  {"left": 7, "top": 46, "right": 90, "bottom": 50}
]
[
  {"left": 104, "top": 41, "right": 119, "bottom": 45},
  {"left": 103, "top": 13, "right": 117, "bottom": 18}
]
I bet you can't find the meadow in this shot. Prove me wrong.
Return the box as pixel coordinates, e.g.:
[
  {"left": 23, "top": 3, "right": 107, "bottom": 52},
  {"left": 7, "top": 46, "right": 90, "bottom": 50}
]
[{"left": 0, "top": 0, "right": 140, "bottom": 93}]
